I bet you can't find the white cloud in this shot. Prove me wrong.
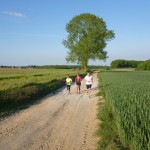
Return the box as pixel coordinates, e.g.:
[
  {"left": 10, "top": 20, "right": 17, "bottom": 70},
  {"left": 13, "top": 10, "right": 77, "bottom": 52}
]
[{"left": 2, "top": 11, "right": 26, "bottom": 18}]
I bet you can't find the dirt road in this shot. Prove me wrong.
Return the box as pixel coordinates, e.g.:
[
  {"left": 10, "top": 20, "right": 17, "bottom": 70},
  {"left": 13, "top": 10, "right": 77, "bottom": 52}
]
[{"left": 0, "top": 73, "right": 99, "bottom": 150}]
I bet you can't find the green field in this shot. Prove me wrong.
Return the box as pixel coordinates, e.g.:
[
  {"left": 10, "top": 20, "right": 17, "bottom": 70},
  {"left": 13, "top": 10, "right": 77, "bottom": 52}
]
[
  {"left": 0, "top": 68, "right": 85, "bottom": 116},
  {"left": 0, "top": 68, "right": 83, "bottom": 91},
  {"left": 99, "top": 71, "right": 150, "bottom": 150}
]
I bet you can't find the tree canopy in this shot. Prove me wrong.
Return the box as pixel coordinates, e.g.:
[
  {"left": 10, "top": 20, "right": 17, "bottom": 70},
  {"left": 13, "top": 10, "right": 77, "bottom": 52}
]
[{"left": 63, "top": 13, "right": 115, "bottom": 71}]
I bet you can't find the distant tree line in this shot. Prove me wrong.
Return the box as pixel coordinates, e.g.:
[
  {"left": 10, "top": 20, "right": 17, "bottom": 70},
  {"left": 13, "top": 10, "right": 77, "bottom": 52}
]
[
  {"left": 0, "top": 65, "right": 109, "bottom": 70},
  {"left": 111, "top": 60, "right": 144, "bottom": 68},
  {"left": 29, "top": 65, "right": 109, "bottom": 70},
  {"left": 138, "top": 59, "right": 150, "bottom": 70},
  {"left": 111, "top": 59, "right": 150, "bottom": 70}
]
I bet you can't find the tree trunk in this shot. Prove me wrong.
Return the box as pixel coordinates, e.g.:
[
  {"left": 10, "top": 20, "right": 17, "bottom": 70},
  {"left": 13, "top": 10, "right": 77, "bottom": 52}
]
[
  {"left": 84, "top": 66, "right": 87, "bottom": 72},
  {"left": 82, "top": 50, "right": 88, "bottom": 72},
  {"left": 83, "top": 59, "right": 88, "bottom": 72}
]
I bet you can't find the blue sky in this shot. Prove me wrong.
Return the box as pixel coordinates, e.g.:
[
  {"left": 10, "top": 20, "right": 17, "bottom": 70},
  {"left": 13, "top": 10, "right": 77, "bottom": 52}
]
[{"left": 0, "top": 0, "right": 150, "bottom": 66}]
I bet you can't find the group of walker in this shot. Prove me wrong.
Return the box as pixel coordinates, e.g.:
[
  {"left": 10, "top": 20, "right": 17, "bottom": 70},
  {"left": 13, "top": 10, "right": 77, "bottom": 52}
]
[{"left": 65, "top": 72, "right": 93, "bottom": 95}]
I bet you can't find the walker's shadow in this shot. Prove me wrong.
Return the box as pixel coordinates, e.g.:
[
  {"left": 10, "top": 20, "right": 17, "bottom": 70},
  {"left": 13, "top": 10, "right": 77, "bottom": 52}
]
[
  {"left": 91, "top": 87, "right": 98, "bottom": 91},
  {"left": 61, "top": 86, "right": 99, "bottom": 95},
  {"left": 80, "top": 86, "right": 98, "bottom": 94},
  {"left": 80, "top": 90, "right": 87, "bottom": 94},
  {"left": 89, "top": 94, "right": 97, "bottom": 99}
]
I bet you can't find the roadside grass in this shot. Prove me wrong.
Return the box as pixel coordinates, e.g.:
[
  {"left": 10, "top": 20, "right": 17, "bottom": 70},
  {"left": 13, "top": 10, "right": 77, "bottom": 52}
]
[
  {"left": 0, "top": 68, "right": 86, "bottom": 118},
  {"left": 0, "top": 78, "right": 65, "bottom": 118}
]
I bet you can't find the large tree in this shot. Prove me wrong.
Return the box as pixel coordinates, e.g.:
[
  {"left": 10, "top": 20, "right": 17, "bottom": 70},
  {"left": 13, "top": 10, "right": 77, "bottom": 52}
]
[{"left": 63, "top": 13, "right": 115, "bottom": 71}]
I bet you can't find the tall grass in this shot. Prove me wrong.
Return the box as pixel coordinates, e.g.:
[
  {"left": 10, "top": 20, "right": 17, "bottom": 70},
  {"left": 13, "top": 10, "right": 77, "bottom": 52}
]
[{"left": 0, "top": 68, "right": 85, "bottom": 117}]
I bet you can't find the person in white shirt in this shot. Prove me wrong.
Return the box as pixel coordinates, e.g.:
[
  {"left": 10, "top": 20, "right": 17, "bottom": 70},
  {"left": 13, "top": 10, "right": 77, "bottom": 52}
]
[{"left": 84, "top": 72, "right": 93, "bottom": 95}]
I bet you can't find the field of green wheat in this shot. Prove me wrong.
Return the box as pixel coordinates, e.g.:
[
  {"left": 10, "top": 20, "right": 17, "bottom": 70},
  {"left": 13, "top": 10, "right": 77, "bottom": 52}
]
[{"left": 99, "top": 71, "right": 150, "bottom": 150}]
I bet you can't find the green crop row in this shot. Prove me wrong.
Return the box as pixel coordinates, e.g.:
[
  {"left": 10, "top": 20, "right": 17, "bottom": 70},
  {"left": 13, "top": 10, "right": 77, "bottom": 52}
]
[{"left": 99, "top": 71, "right": 150, "bottom": 150}]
